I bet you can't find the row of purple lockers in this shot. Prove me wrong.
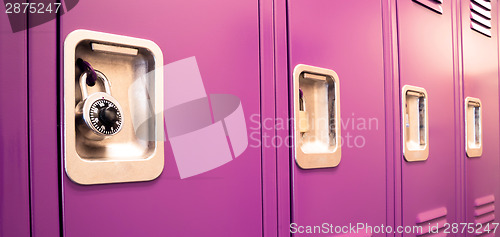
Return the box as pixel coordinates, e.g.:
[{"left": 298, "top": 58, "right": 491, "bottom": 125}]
[{"left": 0, "top": 0, "right": 499, "bottom": 236}]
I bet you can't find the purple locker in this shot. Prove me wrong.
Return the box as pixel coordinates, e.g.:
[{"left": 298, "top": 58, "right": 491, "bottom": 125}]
[
  {"left": 395, "top": 0, "right": 457, "bottom": 235},
  {"left": 0, "top": 3, "right": 30, "bottom": 237},
  {"left": 27, "top": 8, "right": 60, "bottom": 237},
  {"left": 56, "top": 0, "right": 263, "bottom": 236},
  {"left": 288, "top": 0, "right": 388, "bottom": 236},
  {"left": 460, "top": 0, "right": 500, "bottom": 236}
]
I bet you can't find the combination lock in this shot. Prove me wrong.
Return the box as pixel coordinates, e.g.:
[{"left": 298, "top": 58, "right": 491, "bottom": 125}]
[{"left": 76, "top": 70, "right": 123, "bottom": 140}]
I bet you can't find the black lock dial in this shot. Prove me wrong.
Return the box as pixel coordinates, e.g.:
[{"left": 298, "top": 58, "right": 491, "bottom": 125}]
[{"left": 89, "top": 99, "right": 123, "bottom": 135}]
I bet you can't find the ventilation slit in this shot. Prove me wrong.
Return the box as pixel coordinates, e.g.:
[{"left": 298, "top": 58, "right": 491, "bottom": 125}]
[
  {"left": 470, "top": 0, "right": 492, "bottom": 37},
  {"left": 416, "top": 207, "right": 448, "bottom": 236},
  {"left": 474, "top": 195, "right": 496, "bottom": 235},
  {"left": 413, "top": 0, "right": 444, "bottom": 14}
]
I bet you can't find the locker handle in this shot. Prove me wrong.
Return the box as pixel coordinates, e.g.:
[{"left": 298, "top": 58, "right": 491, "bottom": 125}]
[
  {"left": 465, "top": 97, "right": 482, "bottom": 158},
  {"left": 294, "top": 64, "right": 341, "bottom": 169},
  {"left": 402, "top": 85, "right": 429, "bottom": 162}
]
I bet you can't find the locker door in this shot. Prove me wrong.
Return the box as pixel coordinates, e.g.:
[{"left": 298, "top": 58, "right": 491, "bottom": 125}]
[
  {"left": 59, "top": 1, "right": 262, "bottom": 236},
  {"left": 27, "top": 6, "right": 60, "bottom": 237},
  {"left": 396, "top": 0, "right": 457, "bottom": 235},
  {"left": 0, "top": 3, "right": 30, "bottom": 237},
  {"left": 460, "top": 0, "right": 500, "bottom": 235},
  {"left": 288, "top": 0, "right": 387, "bottom": 235}
]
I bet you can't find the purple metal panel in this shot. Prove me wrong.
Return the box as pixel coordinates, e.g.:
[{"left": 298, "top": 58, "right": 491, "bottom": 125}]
[
  {"left": 396, "top": 0, "right": 457, "bottom": 235},
  {"left": 260, "top": 0, "right": 278, "bottom": 235},
  {"left": 274, "top": 0, "right": 291, "bottom": 236},
  {"left": 382, "top": 0, "right": 400, "bottom": 232},
  {"left": 27, "top": 8, "right": 60, "bottom": 237},
  {"left": 0, "top": 3, "right": 31, "bottom": 237},
  {"left": 288, "top": 0, "right": 387, "bottom": 235},
  {"left": 60, "top": 1, "right": 262, "bottom": 236},
  {"left": 460, "top": 0, "right": 500, "bottom": 234},
  {"left": 451, "top": 0, "right": 466, "bottom": 229}
]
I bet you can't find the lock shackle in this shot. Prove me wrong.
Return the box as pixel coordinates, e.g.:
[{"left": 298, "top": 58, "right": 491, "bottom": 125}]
[
  {"left": 79, "top": 70, "right": 112, "bottom": 100},
  {"left": 76, "top": 58, "right": 98, "bottom": 86}
]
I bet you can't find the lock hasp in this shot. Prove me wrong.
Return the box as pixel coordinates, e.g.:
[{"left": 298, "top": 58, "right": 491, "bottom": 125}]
[{"left": 64, "top": 29, "right": 164, "bottom": 185}]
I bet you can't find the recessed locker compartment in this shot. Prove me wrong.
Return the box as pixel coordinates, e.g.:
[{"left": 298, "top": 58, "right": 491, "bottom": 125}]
[
  {"left": 288, "top": 0, "right": 387, "bottom": 235},
  {"left": 294, "top": 64, "right": 341, "bottom": 169},
  {"left": 396, "top": 0, "right": 457, "bottom": 234},
  {"left": 402, "top": 85, "right": 429, "bottom": 162},
  {"left": 460, "top": 0, "right": 500, "bottom": 234},
  {"left": 465, "top": 97, "right": 482, "bottom": 158},
  {"left": 64, "top": 29, "right": 165, "bottom": 185}
]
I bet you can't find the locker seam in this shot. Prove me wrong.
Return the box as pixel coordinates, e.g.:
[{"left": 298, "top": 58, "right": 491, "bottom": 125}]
[
  {"left": 257, "top": 0, "right": 265, "bottom": 236},
  {"left": 271, "top": 0, "right": 290, "bottom": 236},
  {"left": 451, "top": 0, "right": 466, "bottom": 231},
  {"left": 457, "top": 0, "right": 467, "bottom": 227},
  {"left": 381, "top": 0, "right": 397, "bottom": 235},
  {"left": 259, "top": 0, "right": 281, "bottom": 235},
  {"left": 271, "top": 0, "right": 279, "bottom": 236},
  {"left": 392, "top": 0, "right": 404, "bottom": 234},
  {"left": 56, "top": 2, "right": 64, "bottom": 236},
  {"left": 26, "top": 0, "right": 33, "bottom": 235},
  {"left": 284, "top": 0, "right": 293, "bottom": 235}
]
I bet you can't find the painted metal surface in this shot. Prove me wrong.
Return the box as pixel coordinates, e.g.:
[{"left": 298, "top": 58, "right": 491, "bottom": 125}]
[
  {"left": 4, "top": 0, "right": 500, "bottom": 237},
  {"left": 288, "top": 0, "right": 387, "bottom": 235},
  {"left": 0, "top": 2, "right": 31, "bottom": 237},
  {"left": 27, "top": 8, "right": 61, "bottom": 237},
  {"left": 460, "top": 0, "right": 500, "bottom": 235},
  {"left": 382, "top": 0, "right": 400, "bottom": 232},
  {"left": 273, "top": 0, "right": 292, "bottom": 236},
  {"left": 59, "top": 0, "right": 262, "bottom": 236},
  {"left": 396, "top": 0, "right": 457, "bottom": 235},
  {"left": 259, "top": 0, "right": 280, "bottom": 236}
]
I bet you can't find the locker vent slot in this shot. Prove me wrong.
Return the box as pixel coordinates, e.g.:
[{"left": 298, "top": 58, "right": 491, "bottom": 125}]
[
  {"left": 413, "top": 0, "right": 443, "bottom": 14},
  {"left": 474, "top": 195, "right": 495, "bottom": 235},
  {"left": 470, "top": 0, "right": 492, "bottom": 37},
  {"left": 416, "top": 207, "right": 448, "bottom": 236}
]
